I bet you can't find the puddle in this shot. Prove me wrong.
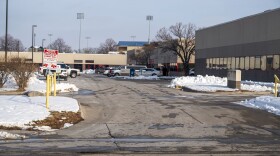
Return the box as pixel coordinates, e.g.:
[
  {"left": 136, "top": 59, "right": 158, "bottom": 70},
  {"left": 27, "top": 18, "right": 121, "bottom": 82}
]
[
  {"left": 73, "top": 89, "right": 95, "bottom": 96},
  {"left": 162, "top": 113, "right": 178, "bottom": 118},
  {"left": 148, "top": 124, "right": 184, "bottom": 130}
]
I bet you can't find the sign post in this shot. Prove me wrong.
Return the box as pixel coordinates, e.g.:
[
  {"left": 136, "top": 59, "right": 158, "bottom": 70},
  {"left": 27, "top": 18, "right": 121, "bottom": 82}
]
[{"left": 44, "top": 49, "right": 58, "bottom": 109}]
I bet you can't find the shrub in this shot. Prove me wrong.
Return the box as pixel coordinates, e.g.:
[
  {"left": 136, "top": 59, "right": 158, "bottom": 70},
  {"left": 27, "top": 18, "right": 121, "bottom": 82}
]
[
  {"left": 0, "top": 57, "right": 10, "bottom": 88},
  {"left": 9, "top": 57, "right": 37, "bottom": 91}
]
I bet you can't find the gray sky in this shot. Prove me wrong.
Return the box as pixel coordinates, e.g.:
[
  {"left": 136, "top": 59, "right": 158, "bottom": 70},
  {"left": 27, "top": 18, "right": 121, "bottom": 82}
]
[{"left": 0, "top": 0, "right": 279, "bottom": 51}]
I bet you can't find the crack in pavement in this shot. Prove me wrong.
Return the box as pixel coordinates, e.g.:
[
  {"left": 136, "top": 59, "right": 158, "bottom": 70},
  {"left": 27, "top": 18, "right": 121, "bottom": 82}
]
[
  {"left": 105, "top": 123, "right": 121, "bottom": 151},
  {"left": 180, "top": 109, "right": 204, "bottom": 124}
]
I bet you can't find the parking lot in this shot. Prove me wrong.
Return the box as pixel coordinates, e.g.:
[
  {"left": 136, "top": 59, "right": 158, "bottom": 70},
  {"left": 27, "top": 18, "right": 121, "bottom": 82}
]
[
  {"left": 57, "top": 74, "right": 280, "bottom": 154},
  {"left": 1, "top": 74, "right": 280, "bottom": 155}
]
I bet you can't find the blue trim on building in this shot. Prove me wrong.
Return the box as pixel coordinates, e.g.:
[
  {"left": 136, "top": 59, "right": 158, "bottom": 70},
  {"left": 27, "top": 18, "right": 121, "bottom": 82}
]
[{"left": 118, "top": 41, "right": 148, "bottom": 47}]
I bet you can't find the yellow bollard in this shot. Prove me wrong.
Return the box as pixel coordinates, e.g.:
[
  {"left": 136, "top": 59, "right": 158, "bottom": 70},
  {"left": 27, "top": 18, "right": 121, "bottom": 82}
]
[
  {"left": 274, "top": 75, "right": 279, "bottom": 97},
  {"left": 46, "top": 75, "right": 50, "bottom": 109},
  {"left": 50, "top": 74, "right": 53, "bottom": 95},
  {"left": 54, "top": 73, "right": 56, "bottom": 96}
]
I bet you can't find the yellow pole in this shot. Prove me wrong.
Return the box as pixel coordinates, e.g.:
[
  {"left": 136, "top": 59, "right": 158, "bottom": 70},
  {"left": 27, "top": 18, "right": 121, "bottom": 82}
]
[
  {"left": 50, "top": 74, "right": 53, "bottom": 96},
  {"left": 54, "top": 73, "right": 56, "bottom": 96},
  {"left": 46, "top": 75, "right": 50, "bottom": 109},
  {"left": 274, "top": 74, "right": 279, "bottom": 97}
]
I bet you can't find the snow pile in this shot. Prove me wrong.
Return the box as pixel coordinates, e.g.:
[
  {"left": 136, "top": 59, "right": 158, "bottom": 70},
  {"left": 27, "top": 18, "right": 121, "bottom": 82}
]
[
  {"left": 238, "top": 96, "right": 280, "bottom": 115},
  {"left": 169, "top": 75, "right": 273, "bottom": 92},
  {"left": 0, "top": 75, "right": 79, "bottom": 93},
  {"left": 0, "top": 131, "right": 26, "bottom": 140},
  {"left": 0, "top": 96, "right": 79, "bottom": 129},
  {"left": 26, "top": 76, "right": 79, "bottom": 93},
  {"left": 84, "top": 69, "right": 95, "bottom": 74}
]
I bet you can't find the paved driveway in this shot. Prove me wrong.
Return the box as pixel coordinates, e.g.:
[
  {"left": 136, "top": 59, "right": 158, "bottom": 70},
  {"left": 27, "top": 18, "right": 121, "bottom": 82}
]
[{"left": 1, "top": 74, "right": 280, "bottom": 155}]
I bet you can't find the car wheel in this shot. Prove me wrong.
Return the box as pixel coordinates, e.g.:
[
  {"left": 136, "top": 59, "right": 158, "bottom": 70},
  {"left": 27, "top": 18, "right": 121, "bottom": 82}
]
[
  {"left": 114, "top": 73, "right": 120, "bottom": 76},
  {"left": 70, "top": 72, "right": 77, "bottom": 78},
  {"left": 152, "top": 73, "right": 157, "bottom": 76}
]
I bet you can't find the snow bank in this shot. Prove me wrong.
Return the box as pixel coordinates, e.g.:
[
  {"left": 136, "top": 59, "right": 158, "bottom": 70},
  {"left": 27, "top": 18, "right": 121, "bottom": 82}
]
[
  {"left": 239, "top": 96, "right": 280, "bottom": 115},
  {"left": 26, "top": 76, "right": 79, "bottom": 93},
  {"left": 0, "top": 96, "right": 79, "bottom": 129},
  {"left": 0, "top": 131, "right": 26, "bottom": 139},
  {"left": 169, "top": 75, "right": 273, "bottom": 92}
]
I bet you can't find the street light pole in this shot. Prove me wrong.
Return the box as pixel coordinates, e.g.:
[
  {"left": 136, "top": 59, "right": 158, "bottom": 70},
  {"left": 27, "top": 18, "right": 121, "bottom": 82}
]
[
  {"left": 5, "top": 0, "right": 8, "bottom": 62},
  {"left": 42, "top": 39, "right": 46, "bottom": 64},
  {"left": 77, "top": 13, "right": 84, "bottom": 53},
  {"left": 32, "top": 25, "right": 37, "bottom": 63},
  {"left": 48, "top": 34, "right": 52, "bottom": 49},
  {"left": 146, "top": 15, "right": 153, "bottom": 44}
]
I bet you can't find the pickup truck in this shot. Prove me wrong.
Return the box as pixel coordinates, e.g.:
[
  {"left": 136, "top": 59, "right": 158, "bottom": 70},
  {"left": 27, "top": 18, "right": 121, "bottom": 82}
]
[{"left": 39, "top": 63, "right": 81, "bottom": 78}]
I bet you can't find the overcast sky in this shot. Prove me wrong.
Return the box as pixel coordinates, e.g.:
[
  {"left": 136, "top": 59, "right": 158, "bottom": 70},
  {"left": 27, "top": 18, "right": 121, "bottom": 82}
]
[{"left": 0, "top": 0, "right": 279, "bottom": 51}]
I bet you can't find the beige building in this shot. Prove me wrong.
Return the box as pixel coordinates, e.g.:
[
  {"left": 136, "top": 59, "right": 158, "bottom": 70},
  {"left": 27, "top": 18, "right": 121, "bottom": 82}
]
[{"left": 0, "top": 51, "right": 127, "bottom": 71}]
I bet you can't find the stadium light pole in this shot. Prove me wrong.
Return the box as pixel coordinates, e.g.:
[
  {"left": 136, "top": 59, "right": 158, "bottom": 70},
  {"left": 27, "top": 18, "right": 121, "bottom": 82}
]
[
  {"left": 130, "top": 36, "right": 136, "bottom": 41},
  {"left": 5, "top": 0, "right": 8, "bottom": 62},
  {"left": 146, "top": 15, "right": 153, "bottom": 44},
  {"left": 85, "top": 36, "right": 91, "bottom": 49},
  {"left": 32, "top": 25, "right": 37, "bottom": 63},
  {"left": 77, "top": 13, "right": 84, "bottom": 53}
]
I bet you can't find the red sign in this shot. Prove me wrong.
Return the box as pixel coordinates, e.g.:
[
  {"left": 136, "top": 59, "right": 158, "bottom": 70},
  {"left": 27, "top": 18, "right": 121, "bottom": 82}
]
[{"left": 43, "top": 49, "right": 58, "bottom": 68}]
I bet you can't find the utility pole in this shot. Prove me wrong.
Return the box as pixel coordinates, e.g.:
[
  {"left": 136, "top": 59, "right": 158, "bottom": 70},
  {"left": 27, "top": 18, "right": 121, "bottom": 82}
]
[{"left": 5, "top": 0, "right": 8, "bottom": 62}]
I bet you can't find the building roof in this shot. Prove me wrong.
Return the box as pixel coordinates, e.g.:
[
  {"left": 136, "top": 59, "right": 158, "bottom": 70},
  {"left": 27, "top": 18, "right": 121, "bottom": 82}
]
[{"left": 117, "top": 41, "right": 148, "bottom": 47}]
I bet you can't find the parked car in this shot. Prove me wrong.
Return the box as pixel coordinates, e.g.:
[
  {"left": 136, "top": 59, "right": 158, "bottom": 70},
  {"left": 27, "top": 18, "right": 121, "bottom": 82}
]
[
  {"left": 189, "top": 68, "right": 195, "bottom": 76},
  {"left": 95, "top": 67, "right": 106, "bottom": 74},
  {"left": 104, "top": 67, "right": 120, "bottom": 77},
  {"left": 113, "top": 65, "right": 147, "bottom": 76},
  {"left": 40, "top": 63, "right": 80, "bottom": 78},
  {"left": 139, "top": 68, "right": 160, "bottom": 76}
]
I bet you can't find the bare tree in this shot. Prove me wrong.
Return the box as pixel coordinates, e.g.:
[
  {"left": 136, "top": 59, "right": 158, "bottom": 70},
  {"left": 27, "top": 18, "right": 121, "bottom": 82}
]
[
  {"left": 83, "top": 47, "right": 97, "bottom": 54},
  {"left": 49, "top": 38, "right": 72, "bottom": 53},
  {"left": 97, "top": 38, "right": 117, "bottom": 54},
  {"left": 0, "top": 34, "right": 25, "bottom": 51},
  {"left": 134, "top": 43, "right": 156, "bottom": 66},
  {"left": 156, "top": 23, "right": 196, "bottom": 76}
]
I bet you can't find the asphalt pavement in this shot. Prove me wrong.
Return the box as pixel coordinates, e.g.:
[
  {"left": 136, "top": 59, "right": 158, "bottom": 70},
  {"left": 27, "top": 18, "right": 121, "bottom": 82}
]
[{"left": 1, "top": 74, "right": 280, "bottom": 155}]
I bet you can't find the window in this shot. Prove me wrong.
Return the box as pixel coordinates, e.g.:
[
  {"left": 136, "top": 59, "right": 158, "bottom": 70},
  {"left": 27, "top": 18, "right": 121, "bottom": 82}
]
[
  {"left": 245, "top": 56, "right": 249, "bottom": 70},
  {"left": 74, "top": 60, "right": 83, "bottom": 63},
  {"left": 231, "top": 57, "right": 235, "bottom": 69},
  {"left": 206, "top": 59, "right": 209, "bottom": 68},
  {"left": 215, "top": 58, "right": 219, "bottom": 69},
  {"left": 209, "top": 58, "right": 213, "bottom": 68},
  {"left": 227, "top": 57, "right": 231, "bottom": 69},
  {"left": 255, "top": 56, "right": 261, "bottom": 69},
  {"left": 223, "top": 58, "right": 227, "bottom": 69},
  {"left": 266, "top": 55, "right": 273, "bottom": 70},
  {"left": 261, "top": 56, "right": 266, "bottom": 71},
  {"left": 240, "top": 57, "right": 245, "bottom": 69},
  {"left": 219, "top": 58, "right": 223, "bottom": 68},
  {"left": 249, "top": 57, "right": 255, "bottom": 69},
  {"left": 85, "top": 60, "right": 94, "bottom": 63},
  {"left": 235, "top": 57, "right": 240, "bottom": 69},
  {"left": 273, "top": 55, "right": 279, "bottom": 70}
]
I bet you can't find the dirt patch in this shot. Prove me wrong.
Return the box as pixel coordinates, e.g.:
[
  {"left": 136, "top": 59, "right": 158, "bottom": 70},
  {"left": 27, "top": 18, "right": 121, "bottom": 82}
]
[
  {"left": 0, "top": 125, "right": 22, "bottom": 130},
  {"left": 0, "top": 111, "right": 84, "bottom": 131},
  {"left": 32, "top": 111, "right": 84, "bottom": 129}
]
